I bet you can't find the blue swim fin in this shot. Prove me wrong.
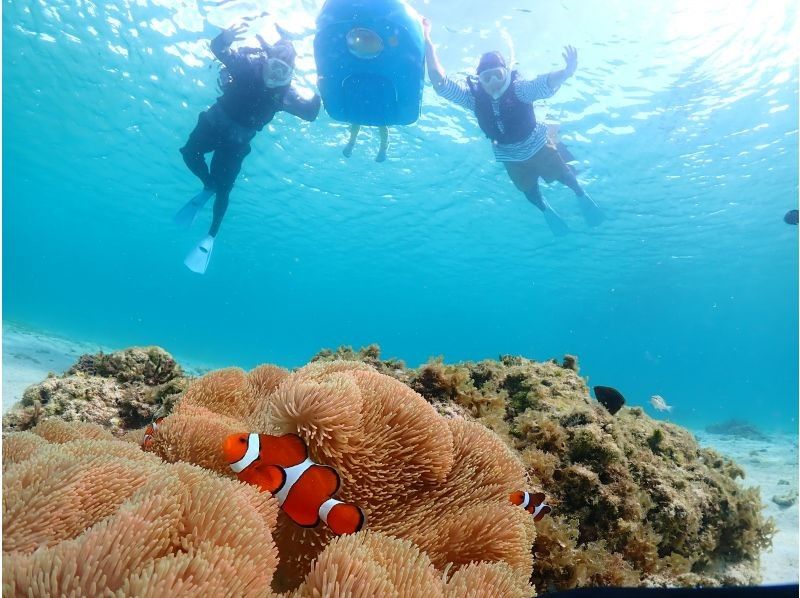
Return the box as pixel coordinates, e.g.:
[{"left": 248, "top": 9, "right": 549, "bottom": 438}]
[
  {"left": 541, "top": 201, "right": 570, "bottom": 237},
  {"left": 174, "top": 188, "right": 215, "bottom": 228},
  {"left": 184, "top": 235, "right": 215, "bottom": 274},
  {"left": 578, "top": 193, "right": 606, "bottom": 227}
]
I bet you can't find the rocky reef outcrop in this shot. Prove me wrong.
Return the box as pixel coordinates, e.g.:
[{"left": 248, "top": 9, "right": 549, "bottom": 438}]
[
  {"left": 2, "top": 344, "right": 775, "bottom": 595},
  {"left": 310, "top": 347, "right": 775, "bottom": 588},
  {"left": 2, "top": 347, "right": 186, "bottom": 434}
]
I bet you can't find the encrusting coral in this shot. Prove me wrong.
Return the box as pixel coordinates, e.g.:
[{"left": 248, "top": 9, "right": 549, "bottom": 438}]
[
  {"left": 2, "top": 347, "right": 187, "bottom": 435},
  {"left": 310, "top": 343, "right": 410, "bottom": 385},
  {"left": 145, "top": 360, "right": 535, "bottom": 594}
]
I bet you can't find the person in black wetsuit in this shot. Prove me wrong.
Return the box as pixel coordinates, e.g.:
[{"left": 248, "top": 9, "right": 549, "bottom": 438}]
[{"left": 176, "top": 24, "right": 322, "bottom": 274}]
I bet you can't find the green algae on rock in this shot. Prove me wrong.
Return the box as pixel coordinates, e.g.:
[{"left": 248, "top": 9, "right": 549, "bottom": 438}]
[
  {"left": 311, "top": 344, "right": 776, "bottom": 590},
  {"left": 2, "top": 347, "right": 188, "bottom": 435}
]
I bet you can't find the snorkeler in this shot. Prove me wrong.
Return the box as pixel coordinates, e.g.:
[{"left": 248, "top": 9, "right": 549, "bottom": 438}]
[
  {"left": 176, "top": 24, "right": 322, "bottom": 274},
  {"left": 342, "top": 124, "right": 390, "bottom": 162},
  {"left": 422, "top": 19, "right": 604, "bottom": 236}
]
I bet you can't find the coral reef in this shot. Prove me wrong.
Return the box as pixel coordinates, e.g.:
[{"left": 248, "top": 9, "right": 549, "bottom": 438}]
[
  {"left": 291, "top": 531, "right": 530, "bottom": 598},
  {"left": 3, "top": 419, "right": 528, "bottom": 597},
  {"left": 3, "top": 423, "right": 279, "bottom": 596},
  {"left": 67, "top": 346, "right": 182, "bottom": 385},
  {"left": 315, "top": 346, "right": 775, "bottom": 590},
  {"left": 145, "top": 360, "right": 535, "bottom": 594},
  {"left": 2, "top": 343, "right": 776, "bottom": 595},
  {"left": 2, "top": 347, "right": 188, "bottom": 435},
  {"left": 310, "top": 343, "right": 410, "bottom": 384}
]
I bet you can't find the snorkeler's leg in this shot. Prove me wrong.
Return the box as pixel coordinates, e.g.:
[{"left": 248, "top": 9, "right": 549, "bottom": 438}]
[
  {"left": 524, "top": 182, "right": 569, "bottom": 237},
  {"left": 207, "top": 142, "right": 252, "bottom": 238},
  {"left": 556, "top": 170, "right": 584, "bottom": 196},
  {"left": 524, "top": 181, "right": 546, "bottom": 210},
  {"left": 175, "top": 114, "right": 219, "bottom": 227},
  {"left": 376, "top": 126, "right": 389, "bottom": 162},
  {"left": 183, "top": 142, "right": 250, "bottom": 274},
  {"left": 180, "top": 113, "right": 218, "bottom": 189},
  {"left": 343, "top": 124, "right": 360, "bottom": 158},
  {"left": 208, "top": 190, "right": 230, "bottom": 238}
]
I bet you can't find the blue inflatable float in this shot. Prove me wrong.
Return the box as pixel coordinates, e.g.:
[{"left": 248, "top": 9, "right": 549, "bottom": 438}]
[{"left": 314, "top": 0, "right": 425, "bottom": 126}]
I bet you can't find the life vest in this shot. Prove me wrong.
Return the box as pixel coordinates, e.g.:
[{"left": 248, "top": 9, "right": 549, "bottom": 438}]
[{"left": 467, "top": 70, "right": 536, "bottom": 144}]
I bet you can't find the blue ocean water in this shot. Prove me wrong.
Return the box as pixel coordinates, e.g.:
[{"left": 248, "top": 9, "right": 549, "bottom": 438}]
[{"left": 3, "top": 0, "right": 798, "bottom": 433}]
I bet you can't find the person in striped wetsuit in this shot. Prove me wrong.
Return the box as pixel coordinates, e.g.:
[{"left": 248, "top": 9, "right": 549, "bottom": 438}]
[{"left": 422, "top": 19, "right": 604, "bottom": 236}]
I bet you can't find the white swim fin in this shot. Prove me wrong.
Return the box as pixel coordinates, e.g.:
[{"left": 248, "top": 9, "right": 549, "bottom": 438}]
[
  {"left": 184, "top": 235, "right": 215, "bottom": 274},
  {"left": 174, "top": 188, "right": 215, "bottom": 228},
  {"left": 578, "top": 193, "right": 606, "bottom": 227},
  {"left": 542, "top": 201, "right": 570, "bottom": 237}
]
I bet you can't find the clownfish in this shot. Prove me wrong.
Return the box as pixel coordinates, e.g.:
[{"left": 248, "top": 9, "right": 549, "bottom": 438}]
[
  {"left": 222, "top": 433, "right": 365, "bottom": 535},
  {"left": 510, "top": 490, "right": 552, "bottom": 522},
  {"left": 142, "top": 417, "right": 164, "bottom": 450}
]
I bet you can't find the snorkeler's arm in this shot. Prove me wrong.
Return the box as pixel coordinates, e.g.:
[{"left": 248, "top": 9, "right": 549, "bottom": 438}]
[
  {"left": 435, "top": 77, "right": 476, "bottom": 111},
  {"left": 545, "top": 45, "right": 577, "bottom": 91},
  {"left": 211, "top": 25, "right": 248, "bottom": 68},
  {"left": 515, "top": 74, "right": 558, "bottom": 102},
  {"left": 422, "top": 19, "right": 476, "bottom": 110},
  {"left": 422, "top": 19, "right": 446, "bottom": 90},
  {"left": 282, "top": 87, "right": 322, "bottom": 122}
]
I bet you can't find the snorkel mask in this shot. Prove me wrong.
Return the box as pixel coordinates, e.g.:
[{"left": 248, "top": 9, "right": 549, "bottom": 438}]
[
  {"left": 477, "top": 51, "right": 511, "bottom": 99},
  {"left": 263, "top": 40, "right": 296, "bottom": 88},
  {"left": 263, "top": 57, "right": 293, "bottom": 88}
]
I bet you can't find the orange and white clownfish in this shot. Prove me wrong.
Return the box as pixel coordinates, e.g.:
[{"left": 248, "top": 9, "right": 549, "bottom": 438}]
[
  {"left": 222, "top": 433, "right": 366, "bottom": 536},
  {"left": 141, "top": 417, "right": 164, "bottom": 450},
  {"left": 510, "top": 490, "right": 552, "bottom": 522}
]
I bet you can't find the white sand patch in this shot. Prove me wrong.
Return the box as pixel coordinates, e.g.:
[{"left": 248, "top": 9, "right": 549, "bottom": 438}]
[
  {"left": 2, "top": 322, "right": 215, "bottom": 414},
  {"left": 695, "top": 430, "right": 799, "bottom": 584},
  {"left": 2, "top": 323, "right": 106, "bottom": 413}
]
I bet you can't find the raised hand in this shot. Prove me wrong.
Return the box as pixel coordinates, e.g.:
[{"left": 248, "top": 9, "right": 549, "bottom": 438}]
[
  {"left": 563, "top": 45, "right": 578, "bottom": 77},
  {"left": 220, "top": 23, "right": 247, "bottom": 46},
  {"left": 255, "top": 33, "right": 270, "bottom": 51}
]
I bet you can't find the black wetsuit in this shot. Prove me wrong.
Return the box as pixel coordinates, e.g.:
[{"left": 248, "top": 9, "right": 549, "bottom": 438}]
[{"left": 180, "top": 33, "right": 321, "bottom": 236}]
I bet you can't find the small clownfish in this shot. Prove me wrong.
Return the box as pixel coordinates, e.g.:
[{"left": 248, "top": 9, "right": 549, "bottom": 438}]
[
  {"left": 141, "top": 417, "right": 164, "bottom": 450},
  {"left": 222, "top": 433, "right": 366, "bottom": 536},
  {"left": 510, "top": 490, "right": 552, "bottom": 522}
]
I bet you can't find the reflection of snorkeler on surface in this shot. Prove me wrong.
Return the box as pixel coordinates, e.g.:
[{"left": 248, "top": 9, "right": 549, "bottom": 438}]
[
  {"left": 176, "top": 24, "right": 321, "bottom": 274},
  {"left": 422, "top": 18, "right": 605, "bottom": 236},
  {"left": 342, "top": 124, "right": 390, "bottom": 162}
]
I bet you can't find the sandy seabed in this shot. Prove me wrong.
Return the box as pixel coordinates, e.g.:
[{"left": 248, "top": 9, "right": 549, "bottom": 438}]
[{"left": 2, "top": 322, "right": 797, "bottom": 585}]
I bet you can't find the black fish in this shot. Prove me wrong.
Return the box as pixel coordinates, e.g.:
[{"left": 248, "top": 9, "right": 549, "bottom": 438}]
[
  {"left": 593, "top": 386, "right": 625, "bottom": 415},
  {"left": 784, "top": 209, "right": 798, "bottom": 225}
]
